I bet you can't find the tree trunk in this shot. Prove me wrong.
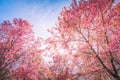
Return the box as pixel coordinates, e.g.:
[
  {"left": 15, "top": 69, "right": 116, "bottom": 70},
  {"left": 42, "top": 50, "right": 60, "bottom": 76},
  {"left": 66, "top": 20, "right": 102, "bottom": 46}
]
[{"left": 112, "top": 74, "right": 120, "bottom": 80}]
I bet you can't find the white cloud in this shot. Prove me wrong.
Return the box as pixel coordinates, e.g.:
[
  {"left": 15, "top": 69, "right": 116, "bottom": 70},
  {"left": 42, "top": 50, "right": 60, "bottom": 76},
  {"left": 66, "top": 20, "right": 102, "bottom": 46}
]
[{"left": 29, "top": 1, "right": 72, "bottom": 39}]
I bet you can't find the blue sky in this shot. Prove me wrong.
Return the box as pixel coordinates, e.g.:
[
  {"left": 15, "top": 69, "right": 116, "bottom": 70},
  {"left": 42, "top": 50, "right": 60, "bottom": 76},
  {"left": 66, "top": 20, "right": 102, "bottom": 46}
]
[{"left": 0, "top": 0, "right": 72, "bottom": 38}]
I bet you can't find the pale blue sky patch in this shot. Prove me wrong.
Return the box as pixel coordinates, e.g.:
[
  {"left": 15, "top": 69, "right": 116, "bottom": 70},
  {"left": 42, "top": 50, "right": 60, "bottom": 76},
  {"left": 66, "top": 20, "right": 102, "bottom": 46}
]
[{"left": 0, "top": 0, "right": 72, "bottom": 38}]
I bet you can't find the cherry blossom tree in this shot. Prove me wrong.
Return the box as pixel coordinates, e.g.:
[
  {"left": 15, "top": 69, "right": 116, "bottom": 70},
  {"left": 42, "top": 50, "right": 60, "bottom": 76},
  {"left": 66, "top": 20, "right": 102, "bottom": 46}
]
[
  {"left": 47, "top": 0, "right": 120, "bottom": 80},
  {"left": 0, "top": 0, "right": 120, "bottom": 80},
  {"left": 0, "top": 19, "right": 43, "bottom": 80}
]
